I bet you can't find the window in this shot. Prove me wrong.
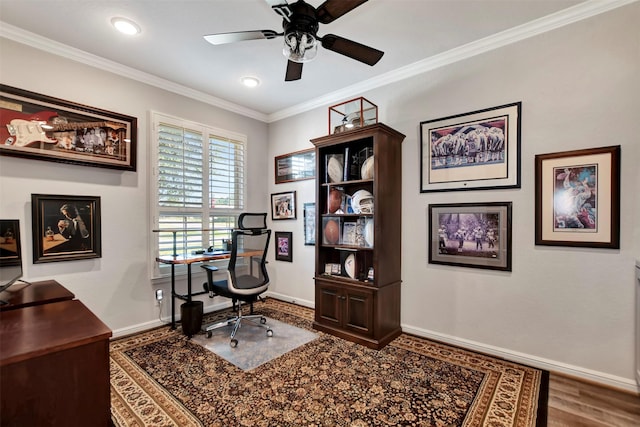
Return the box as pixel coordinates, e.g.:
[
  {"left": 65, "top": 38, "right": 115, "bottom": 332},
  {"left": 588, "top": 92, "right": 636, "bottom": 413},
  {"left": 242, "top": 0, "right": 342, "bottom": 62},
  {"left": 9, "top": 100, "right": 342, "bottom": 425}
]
[{"left": 151, "top": 112, "right": 246, "bottom": 277}]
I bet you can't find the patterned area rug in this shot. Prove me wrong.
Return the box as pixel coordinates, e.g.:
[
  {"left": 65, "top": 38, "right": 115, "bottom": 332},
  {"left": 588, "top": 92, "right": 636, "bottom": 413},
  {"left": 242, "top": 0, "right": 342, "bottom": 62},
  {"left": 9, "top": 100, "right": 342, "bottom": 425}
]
[{"left": 110, "top": 299, "right": 547, "bottom": 427}]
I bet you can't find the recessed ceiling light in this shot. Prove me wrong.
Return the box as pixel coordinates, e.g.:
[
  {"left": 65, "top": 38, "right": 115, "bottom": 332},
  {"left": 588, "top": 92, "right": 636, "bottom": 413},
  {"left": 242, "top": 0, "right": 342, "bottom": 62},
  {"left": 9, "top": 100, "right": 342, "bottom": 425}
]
[
  {"left": 111, "top": 17, "right": 141, "bottom": 36},
  {"left": 241, "top": 77, "right": 260, "bottom": 88}
]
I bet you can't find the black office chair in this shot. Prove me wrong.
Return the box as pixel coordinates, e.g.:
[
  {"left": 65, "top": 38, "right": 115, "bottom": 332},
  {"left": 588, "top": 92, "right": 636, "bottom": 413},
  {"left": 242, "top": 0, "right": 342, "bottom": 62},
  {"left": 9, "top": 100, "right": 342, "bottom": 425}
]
[{"left": 201, "top": 213, "right": 273, "bottom": 347}]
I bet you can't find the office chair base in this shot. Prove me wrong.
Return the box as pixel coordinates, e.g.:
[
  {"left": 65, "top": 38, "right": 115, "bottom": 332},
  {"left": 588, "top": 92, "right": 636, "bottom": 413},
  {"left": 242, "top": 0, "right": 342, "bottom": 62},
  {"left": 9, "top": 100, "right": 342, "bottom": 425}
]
[{"left": 204, "top": 314, "right": 273, "bottom": 347}]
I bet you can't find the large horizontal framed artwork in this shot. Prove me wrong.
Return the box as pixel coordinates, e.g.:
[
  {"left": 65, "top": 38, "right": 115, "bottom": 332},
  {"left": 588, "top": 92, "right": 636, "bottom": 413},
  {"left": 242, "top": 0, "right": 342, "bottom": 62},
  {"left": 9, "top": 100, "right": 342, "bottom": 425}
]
[
  {"left": 0, "top": 84, "right": 137, "bottom": 171},
  {"left": 274, "top": 148, "right": 316, "bottom": 184},
  {"left": 429, "top": 202, "right": 512, "bottom": 271},
  {"left": 420, "top": 102, "right": 521, "bottom": 193},
  {"left": 271, "top": 191, "right": 297, "bottom": 220},
  {"left": 31, "top": 194, "right": 102, "bottom": 263},
  {"left": 535, "top": 145, "right": 620, "bottom": 249}
]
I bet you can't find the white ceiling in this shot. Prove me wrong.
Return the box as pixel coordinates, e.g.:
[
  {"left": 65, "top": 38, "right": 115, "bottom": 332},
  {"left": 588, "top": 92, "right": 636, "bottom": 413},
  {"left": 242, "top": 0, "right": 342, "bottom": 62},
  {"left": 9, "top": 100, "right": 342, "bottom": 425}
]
[{"left": 1, "top": 0, "right": 626, "bottom": 122}]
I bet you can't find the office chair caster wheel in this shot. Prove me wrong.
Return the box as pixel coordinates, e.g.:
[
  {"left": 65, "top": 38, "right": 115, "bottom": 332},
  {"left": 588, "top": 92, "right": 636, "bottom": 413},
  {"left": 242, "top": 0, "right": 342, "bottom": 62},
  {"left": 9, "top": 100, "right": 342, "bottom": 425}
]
[
  {"left": 230, "top": 339, "right": 238, "bottom": 348},
  {"left": 206, "top": 331, "right": 212, "bottom": 338},
  {"left": 260, "top": 317, "right": 266, "bottom": 324},
  {"left": 266, "top": 329, "right": 273, "bottom": 337}
]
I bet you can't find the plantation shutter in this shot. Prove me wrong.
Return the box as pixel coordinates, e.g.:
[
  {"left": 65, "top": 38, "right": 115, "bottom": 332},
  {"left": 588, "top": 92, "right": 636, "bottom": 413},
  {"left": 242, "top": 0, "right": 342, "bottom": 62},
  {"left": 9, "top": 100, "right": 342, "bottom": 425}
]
[
  {"left": 209, "top": 136, "right": 244, "bottom": 210},
  {"left": 153, "top": 117, "right": 246, "bottom": 266},
  {"left": 158, "top": 124, "right": 204, "bottom": 208}
]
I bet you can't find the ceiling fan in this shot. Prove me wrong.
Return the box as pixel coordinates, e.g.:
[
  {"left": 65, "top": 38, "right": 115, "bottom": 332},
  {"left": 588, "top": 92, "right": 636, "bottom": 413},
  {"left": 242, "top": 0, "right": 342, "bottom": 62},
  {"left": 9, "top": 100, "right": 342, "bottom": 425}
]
[{"left": 203, "top": 0, "right": 384, "bottom": 81}]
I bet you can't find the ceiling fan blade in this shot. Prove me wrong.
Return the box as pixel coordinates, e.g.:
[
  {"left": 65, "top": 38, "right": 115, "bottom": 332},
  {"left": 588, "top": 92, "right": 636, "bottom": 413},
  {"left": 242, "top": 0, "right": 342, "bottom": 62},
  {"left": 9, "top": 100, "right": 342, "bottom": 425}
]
[
  {"left": 316, "top": 0, "right": 368, "bottom": 24},
  {"left": 285, "top": 60, "right": 303, "bottom": 81},
  {"left": 203, "top": 30, "right": 281, "bottom": 45},
  {"left": 321, "top": 34, "right": 384, "bottom": 66}
]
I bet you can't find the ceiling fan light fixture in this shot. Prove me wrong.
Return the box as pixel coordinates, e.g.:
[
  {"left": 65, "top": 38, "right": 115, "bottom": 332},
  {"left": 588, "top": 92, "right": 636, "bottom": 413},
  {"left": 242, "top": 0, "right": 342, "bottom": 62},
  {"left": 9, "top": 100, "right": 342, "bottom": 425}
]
[
  {"left": 283, "top": 31, "right": 317, "bottom": 63},
  {"left": 111, "top": 17, "right": 141, "bottom": 35}
]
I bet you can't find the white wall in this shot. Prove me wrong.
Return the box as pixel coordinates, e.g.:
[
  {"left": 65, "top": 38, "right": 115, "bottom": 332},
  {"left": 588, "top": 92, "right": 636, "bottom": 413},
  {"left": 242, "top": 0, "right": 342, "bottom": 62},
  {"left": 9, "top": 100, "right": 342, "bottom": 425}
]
[
  {"left": 267, "top": 3, "right": 640, "bottom": 391},
  {"left": 1, "top": 2, "right": 638, "bottom": 393},
  {"left": 0, "top": 38, "right": 269, "bottom": 333}
]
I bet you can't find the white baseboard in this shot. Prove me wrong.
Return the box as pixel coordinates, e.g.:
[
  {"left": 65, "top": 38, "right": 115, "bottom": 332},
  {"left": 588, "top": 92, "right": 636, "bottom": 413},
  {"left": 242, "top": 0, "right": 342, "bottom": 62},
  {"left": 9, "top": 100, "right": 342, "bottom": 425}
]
[
  {"left": 401, "top": 324, "right": 639, "bottom": 394},
  {"left": 111, "top": 300, "right": 233, "bottom": 338},
  {"left": 111, "top": 293, "right": 305, "bottom": 339},
  {"left": 265, "top": 291, "right": 315, "bottom": 309}
]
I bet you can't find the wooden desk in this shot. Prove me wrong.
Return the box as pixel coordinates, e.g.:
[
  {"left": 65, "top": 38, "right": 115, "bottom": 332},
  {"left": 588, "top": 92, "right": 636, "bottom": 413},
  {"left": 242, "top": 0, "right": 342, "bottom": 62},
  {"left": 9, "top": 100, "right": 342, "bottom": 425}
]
[
  {"left": 0, "top": 279, "right": 74, "bottom": 311},
  {"left": 0, "top": 299, "right": 112, "bottom": 427},
  {"left": 156, "top": 250, "right": 263, "bottom": 330}
]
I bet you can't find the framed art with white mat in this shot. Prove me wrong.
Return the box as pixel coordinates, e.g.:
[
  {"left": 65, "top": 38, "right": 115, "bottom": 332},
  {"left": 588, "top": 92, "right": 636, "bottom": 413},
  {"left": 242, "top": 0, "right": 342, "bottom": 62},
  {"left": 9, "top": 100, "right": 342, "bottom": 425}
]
[{"left": 535, "top": 145, "right": 620, "bottom": 248}]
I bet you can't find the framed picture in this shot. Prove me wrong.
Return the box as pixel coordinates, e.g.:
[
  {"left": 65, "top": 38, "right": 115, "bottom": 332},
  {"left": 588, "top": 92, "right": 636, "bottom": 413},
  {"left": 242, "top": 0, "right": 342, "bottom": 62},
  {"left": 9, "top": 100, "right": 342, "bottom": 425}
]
[
  {"left": 428, "top": 202, "right": 512, "bottom": 271},
  {"left": 31, "top": 194, "right": 102, "bottom": 263},
  {"left": 275, "top": 148, "right": 316, "bottom": 184},
  {"left": 0, "top": 84, "right": 137, "bottom": 171},
  {"left": 535, "top": 145, "right": 620, "bottom": 249},
  {"left": 271, "top": 191, "right": 296, "bottom": 220},
  {"left": 275, "top": 231, "right": 293, "bottom": 262},
  {"left": 420, "top": 102, "right": 521, "bottom": 192},
  {"left": 303, "top": 202, "right": 316, "bottom": 245}
]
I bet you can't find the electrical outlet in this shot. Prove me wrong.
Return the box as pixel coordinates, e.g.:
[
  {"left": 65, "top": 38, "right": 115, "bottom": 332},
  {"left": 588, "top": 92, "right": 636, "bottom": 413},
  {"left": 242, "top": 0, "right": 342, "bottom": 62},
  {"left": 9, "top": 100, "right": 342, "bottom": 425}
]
[{"left": 155, "top": 289, "right": 163, "bottom": 302}]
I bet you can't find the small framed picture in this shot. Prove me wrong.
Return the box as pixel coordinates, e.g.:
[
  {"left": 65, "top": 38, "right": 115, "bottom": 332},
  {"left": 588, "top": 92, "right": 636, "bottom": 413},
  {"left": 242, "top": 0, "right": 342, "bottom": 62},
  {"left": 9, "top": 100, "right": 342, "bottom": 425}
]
[
  {"left": 535, "top": 145, "right": 620, "bottom": 248},
  {"left": 429, "top": 202, "right": 512, "bottom": 271},
  {"left": 275, "top": 231, "right": 292, "bottom": 262},
  {"left": 31, "top": 194, "right": 102, "bottom": 263},
  {"left": 271, "top": 191, "right": 296, "bottom": 220},
  {"left": 303, "top": 202, "right": 316, "bottom": 245},
  {"left": 274, "top": 148, "right": 315, "bottom": 184}
]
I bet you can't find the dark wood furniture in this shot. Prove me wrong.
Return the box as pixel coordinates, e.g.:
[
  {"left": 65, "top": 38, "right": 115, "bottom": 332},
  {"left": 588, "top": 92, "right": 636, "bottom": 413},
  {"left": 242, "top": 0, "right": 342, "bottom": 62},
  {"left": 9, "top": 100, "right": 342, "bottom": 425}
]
[
  {"left": 0, "top": 295, "right": 112, "bottom": 426},
  {"left": 0, "top": 279, "right": 74, "bottom": 311},
  {"left": 311, "top": 123, "right": 405, "bottom": 349}
]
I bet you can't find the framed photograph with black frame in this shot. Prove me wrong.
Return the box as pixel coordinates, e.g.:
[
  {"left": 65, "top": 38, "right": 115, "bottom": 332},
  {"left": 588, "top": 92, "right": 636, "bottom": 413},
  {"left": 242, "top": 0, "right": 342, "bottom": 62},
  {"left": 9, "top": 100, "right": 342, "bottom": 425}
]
[
  {"left": 0, "top": 84, "right": 137, "bottom": 171},
  {"left": 429, "top": 202, "right": 512, "bottom": 271},
  {"left": 303, "top": 202, "right": 316, "bottom": 245},
  {"left": 420, "top": 102, "right": 521, "bottom": 193},
  {"left": 274, "top": 148, "right": 316, "bottom": 184},
  {"left": 535, "top": 145, "right": 620, "bottom": 249},
  {"left": 271, "top": 191, "right": 296, "bottom": 220},
  {"left": 275, "top": 231, "right": 293, "bottom": 262},
  {"left": 31, "top": 194, "right": 102, "bottom": 263}
]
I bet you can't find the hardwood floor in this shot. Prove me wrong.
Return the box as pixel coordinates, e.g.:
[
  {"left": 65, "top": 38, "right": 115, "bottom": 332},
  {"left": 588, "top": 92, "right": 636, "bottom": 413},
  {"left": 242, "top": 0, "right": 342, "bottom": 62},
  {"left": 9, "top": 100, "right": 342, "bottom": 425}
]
[{"left": 547, "top": 373, "right": 640, "bottom": 426}]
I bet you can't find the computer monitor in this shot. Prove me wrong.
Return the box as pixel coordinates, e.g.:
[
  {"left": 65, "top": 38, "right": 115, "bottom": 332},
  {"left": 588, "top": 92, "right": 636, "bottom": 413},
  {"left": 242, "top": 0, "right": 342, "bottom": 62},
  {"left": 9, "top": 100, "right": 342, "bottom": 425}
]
[{"left": 0, "top": 219, "right": 23, "bottom": 298}]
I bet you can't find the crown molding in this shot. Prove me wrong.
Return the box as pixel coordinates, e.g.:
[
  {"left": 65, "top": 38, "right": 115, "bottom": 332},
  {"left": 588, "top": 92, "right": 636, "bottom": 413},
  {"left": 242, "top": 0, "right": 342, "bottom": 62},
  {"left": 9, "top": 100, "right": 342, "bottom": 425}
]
[
  {"left": 267, "top": 0, "right": 637, "bottom": 122},
  {"left": 0, "top": 22, "right": 269, "bottom": 123},
  {"left": 1, "top": 0, "right": 635, "bottom": 124}
]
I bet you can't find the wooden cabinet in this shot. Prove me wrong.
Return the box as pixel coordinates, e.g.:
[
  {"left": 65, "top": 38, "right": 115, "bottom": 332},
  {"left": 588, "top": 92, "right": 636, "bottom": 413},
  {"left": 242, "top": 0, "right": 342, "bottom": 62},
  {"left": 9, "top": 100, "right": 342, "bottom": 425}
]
[
  {"left": 1, "top": 297, "right": 112, "bottom": 427},
  {"left": 311, "top": 123, "right": 405, "bottom": 349}
]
